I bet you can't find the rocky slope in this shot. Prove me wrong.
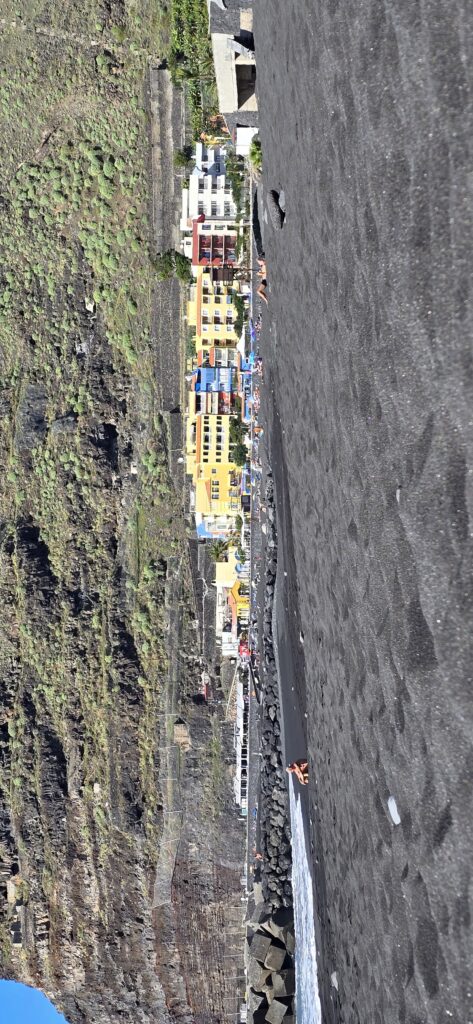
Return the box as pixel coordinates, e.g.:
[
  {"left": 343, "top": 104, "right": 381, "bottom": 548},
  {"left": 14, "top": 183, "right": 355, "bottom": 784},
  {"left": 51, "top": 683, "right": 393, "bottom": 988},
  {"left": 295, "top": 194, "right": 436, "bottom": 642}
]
[{"left": 0, "top": 2, "right": 246, "bottom": 1021}]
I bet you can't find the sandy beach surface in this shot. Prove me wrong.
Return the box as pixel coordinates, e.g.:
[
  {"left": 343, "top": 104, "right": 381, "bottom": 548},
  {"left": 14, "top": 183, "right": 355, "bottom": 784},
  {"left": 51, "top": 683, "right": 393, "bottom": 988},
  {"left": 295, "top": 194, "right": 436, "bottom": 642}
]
[{"left": 254, "top": 2, "right": 473, "bottom": 1022}]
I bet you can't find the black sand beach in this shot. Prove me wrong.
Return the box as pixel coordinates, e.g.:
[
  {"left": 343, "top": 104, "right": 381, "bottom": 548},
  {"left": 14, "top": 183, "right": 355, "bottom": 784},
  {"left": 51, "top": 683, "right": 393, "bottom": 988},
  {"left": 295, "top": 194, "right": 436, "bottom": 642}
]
[{"left": 254, "top": 2, "right": 473, "bottom": 1022}]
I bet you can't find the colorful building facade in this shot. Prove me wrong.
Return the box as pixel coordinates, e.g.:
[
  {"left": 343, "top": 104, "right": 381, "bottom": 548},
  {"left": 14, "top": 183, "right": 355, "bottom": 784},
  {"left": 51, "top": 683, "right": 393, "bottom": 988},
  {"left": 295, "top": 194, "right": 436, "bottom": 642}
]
[{"left": 187, "top": 266, "right": 243, "bottom": 354}]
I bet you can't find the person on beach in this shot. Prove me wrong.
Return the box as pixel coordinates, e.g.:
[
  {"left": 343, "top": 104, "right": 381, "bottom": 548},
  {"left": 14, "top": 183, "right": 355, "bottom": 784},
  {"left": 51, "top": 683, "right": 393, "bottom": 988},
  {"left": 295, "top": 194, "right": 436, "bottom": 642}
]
[
  {"left": 287, "top": 759, "right": 309, "bottom": 785},
  {"left": 257, "top": 281, "right": 268, "bottom": 304},
  {"left": 256, "top": 258, "right": 269, "bottom": 304}
]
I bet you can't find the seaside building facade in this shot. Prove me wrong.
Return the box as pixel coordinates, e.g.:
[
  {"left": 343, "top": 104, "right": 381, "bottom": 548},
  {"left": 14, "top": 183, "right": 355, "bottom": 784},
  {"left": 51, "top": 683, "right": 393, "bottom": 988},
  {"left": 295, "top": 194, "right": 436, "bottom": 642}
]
[
  {"left": 181, "top": 142, "right": 239, "bottom": 263},
  {"left": 187, "top": 266, "right": 243, "bottom": 354},
  {"left": 181, "top": 138, "right": 253, "bottom": 657},
  {"left": 186, "top": 393, "right": 242, "bottom": 531}
]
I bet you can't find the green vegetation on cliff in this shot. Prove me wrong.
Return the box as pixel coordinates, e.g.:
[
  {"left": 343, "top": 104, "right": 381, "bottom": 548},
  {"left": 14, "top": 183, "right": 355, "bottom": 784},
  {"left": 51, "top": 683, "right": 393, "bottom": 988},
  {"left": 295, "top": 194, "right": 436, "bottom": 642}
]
[
  {"left": 168, "top": 0, "right": 218, "bottom": 135},
  {"left": 0, "top": 1, "right": 191, "bottom": 1010}
]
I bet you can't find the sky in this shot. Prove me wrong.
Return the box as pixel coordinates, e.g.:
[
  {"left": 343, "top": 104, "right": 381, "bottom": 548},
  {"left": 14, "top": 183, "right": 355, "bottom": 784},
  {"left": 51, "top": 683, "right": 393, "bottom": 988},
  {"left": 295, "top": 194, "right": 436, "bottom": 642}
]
[{"left": 0, "top": 982, "right": 68, "bottom": 1024}]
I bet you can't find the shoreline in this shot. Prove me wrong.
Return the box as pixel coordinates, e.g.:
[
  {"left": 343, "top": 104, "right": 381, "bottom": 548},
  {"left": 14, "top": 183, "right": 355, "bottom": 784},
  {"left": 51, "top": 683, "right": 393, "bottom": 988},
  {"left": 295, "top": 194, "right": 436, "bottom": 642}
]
[{"left": 265, "top": 381, "right": 339, "bottom": 1024}]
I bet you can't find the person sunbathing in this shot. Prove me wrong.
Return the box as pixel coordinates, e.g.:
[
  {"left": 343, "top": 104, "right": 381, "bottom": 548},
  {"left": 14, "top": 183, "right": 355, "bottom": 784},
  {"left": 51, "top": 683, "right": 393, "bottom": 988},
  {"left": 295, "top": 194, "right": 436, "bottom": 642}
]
[{"left": 286, "top": 759, "right": 309, "bottom": 785}]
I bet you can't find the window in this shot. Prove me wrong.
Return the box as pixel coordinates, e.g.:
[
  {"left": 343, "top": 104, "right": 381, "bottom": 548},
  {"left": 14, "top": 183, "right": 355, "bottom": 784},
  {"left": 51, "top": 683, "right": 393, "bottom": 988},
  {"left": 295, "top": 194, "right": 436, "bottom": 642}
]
[
  {"left": 202, "top": 325, "right": 208, "bottom": 332},
  {"left": 226, "top": 295, "right": 232, "bottom": 304},
  {"left": 226, "top": 325, "right": 233, "bottom": 332},
  {"left": 203, "top": 296, "right": 209, "bottom": 304},
  {"left": 211, "top": 203, "right": 217, "bottom": 216},
  {"left": 211, "top": 468, "right": 217, "bottom": 475},
  {"left": 215, "top": 163, "right": 220, "bottom": 173},
  {"left": 224, "top": 203, "right": 232, "bottom": 217},
  {"left": 215, "top": 324, "right": 220, "bottom": 332},
  {"left": 198, "top": 180, "right": 204, "bottom": 192},
  {"left": 198, "top": 201, "right": 204, "bottom": 215}
]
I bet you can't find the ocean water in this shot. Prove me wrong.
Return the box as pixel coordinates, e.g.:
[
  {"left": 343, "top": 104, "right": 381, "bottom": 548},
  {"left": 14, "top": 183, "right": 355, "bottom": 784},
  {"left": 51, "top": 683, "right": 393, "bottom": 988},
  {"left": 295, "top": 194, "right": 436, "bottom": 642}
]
[{"left": 289, "top": 780, "right": 322, "bottom": 1024}]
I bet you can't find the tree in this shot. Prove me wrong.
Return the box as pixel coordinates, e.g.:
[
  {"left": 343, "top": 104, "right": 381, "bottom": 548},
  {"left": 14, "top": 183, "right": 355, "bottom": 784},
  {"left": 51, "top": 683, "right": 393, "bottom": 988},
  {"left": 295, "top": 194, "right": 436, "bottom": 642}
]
[
  {"left": 151, "top": 250, "right": 192, "bottom": 285},
  {"left": 229, "top": 416, "right": 246, "bottom": 446},
  {"left": 231, "top": 442, "right": 248, "bottom": 467},
  {"left": 209, "top": 539, "right": 228, "bottom": 561},
  {"left": 174, "top": 251, "right": 193, "bottom": 284},
  {"left": 174, "top": 149, "right": 192, "bottom": 169}
]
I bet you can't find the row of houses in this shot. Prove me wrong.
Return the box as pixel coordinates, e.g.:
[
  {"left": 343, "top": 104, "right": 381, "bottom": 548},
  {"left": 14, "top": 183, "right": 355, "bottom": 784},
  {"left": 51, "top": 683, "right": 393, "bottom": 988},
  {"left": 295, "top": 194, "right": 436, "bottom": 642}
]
[
  {"left": 182, "top": 142, "right": 251, "bottom": 538},
  {"left": 181, "top": 140, "right": 254, "bottom": 657},
  {"left": 181, "top": 4, "right": 259, "bottom": 658}
]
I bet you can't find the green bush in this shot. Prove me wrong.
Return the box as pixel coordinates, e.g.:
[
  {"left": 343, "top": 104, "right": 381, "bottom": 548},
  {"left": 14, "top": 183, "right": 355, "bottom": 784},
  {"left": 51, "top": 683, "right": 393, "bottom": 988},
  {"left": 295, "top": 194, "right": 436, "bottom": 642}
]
[
  {"left": 231, "top": 442, "right": 247, "bottom": 467},
  {"left": 174, "top": 149, "right": 191, "bottom": 169},
  {"left": 248, "top": 136, "right": 262, "bottom": 172},
  {"left": 152, "top": 249, "right": 192, "bottom": 284}
]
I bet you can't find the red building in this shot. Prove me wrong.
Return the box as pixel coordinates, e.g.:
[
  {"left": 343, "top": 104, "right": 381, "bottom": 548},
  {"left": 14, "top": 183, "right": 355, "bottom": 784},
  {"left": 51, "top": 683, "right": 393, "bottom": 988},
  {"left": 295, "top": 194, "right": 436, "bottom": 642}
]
[{"left": 192, "top": 217, "right": 238, "bottom": 267}]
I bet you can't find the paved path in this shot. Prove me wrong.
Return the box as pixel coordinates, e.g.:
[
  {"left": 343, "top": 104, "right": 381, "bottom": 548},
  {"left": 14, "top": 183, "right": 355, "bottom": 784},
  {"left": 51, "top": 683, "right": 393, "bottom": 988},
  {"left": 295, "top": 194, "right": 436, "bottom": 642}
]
[{"left": 254, "top": 2, "right": 473, "bottom": 1023}]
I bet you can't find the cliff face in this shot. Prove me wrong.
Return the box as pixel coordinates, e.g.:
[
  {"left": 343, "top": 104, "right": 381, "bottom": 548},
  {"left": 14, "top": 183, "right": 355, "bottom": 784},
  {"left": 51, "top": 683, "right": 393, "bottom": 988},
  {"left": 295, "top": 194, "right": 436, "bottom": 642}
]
[
  {"left": 0, "top": 7, "right": 247, "bottom": 1018},
  {"left": 0, "top": 331, "right": 185, "bottom": 1022},
  {"left": 0, "top": 374, "right": 245, "bottom": 1023}
]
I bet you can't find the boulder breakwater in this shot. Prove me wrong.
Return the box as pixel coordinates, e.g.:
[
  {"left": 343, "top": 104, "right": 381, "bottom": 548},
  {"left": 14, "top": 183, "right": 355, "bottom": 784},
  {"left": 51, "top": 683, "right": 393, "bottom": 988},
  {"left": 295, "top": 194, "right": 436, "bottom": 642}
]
[{"left": 245, "top": 474, "right": 295, "bottom": 1024}]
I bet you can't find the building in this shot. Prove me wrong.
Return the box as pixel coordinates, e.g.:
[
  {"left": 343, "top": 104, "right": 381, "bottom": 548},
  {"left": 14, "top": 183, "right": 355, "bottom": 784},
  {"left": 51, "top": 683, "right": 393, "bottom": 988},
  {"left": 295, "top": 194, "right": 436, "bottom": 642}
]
[
  {"left": 234, "top": 125, "right": 259, "bottom": 157},
  {"left": 180, "top": 142, "right": 237, "bottom": 238},
  {"left": 186, "top": 392, "right": 242, "bottom": 535},
  {"left": 214, "top": 547, "right": 250, "bottom": 658},
  {"left": 236, "top": 349, "right": 253, "bottom": 424},
  {"left": 187, "top": 266, "right": 246, "bottom": 354},
  {"left": 195, "top": 510, "right": 236, "bottom": 539},
  {"left": 190, "top": 216, "right": 238, "bottom": 269},
  {"left": 208, "top": 2, "right": 258, "bottom": 135}
]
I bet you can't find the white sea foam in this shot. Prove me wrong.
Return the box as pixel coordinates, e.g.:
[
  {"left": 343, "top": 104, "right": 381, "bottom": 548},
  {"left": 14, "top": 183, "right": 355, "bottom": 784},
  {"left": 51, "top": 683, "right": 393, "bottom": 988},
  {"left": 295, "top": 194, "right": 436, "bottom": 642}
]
[{"left": 289, "top": 780, "right": 322, "bottom": 1024}]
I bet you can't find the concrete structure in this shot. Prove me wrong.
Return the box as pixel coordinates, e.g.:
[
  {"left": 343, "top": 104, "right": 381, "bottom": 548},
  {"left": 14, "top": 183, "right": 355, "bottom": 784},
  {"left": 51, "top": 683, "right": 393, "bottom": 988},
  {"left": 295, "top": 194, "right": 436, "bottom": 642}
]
[
  {"left": 235, "top": 125, "right": 259, "bottom": 157},
  {"left": 233, "top": 673, "right": 249, "bottom": 812},
  {"left": 208, "top": 2, "right": 258, "bottom": 134}
]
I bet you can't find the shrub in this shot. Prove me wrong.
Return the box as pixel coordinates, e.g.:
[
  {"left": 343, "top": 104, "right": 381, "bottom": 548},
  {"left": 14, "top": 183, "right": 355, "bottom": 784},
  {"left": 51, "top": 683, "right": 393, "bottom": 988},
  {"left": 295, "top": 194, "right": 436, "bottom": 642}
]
[
  {"left": 152, "top": 249, "right": 192, "bottom": 284},
  {"left": 174, "top": 149, "right": 191, "bottom": 169},
  {"left": 231, "top": 442, "right": 247, "bottom": 467},
  {"left": 248, "top": 136, "right": 262, "bottom": 172},
  {"left": 233, "top": 293, "right": 246, "bottom": 336}
]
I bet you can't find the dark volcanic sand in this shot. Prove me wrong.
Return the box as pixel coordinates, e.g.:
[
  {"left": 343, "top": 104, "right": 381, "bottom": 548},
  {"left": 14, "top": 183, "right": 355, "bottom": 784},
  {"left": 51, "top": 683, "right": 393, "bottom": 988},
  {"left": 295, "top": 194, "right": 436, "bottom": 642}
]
[{"left": 254, "top": 2, "right": 473, "bottom": 1023}]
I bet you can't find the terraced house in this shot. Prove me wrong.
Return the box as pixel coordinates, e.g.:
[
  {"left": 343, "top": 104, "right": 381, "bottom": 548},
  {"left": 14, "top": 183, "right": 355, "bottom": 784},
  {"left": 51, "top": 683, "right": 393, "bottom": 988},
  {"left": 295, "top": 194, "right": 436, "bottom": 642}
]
[
  {"left": 186, "top": 393, "right": 242, "bottom": 539},
  {"left": 187, "top": 266, "right": 245, "bottom": 354}
]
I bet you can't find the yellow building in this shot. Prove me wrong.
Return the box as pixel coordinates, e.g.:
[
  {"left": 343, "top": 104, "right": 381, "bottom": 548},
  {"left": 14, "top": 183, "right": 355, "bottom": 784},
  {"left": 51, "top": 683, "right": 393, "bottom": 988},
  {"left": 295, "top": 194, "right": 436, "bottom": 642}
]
[
  {"left": 186, "top": 392, "right": 242, "bottom": 535},
  {"left": 229, "top": 578, "right": 250, "bottom": 619},
  {"left": 187, "top": 267, "right": 244, "bottom": 354},
  {"left": 214, "top": 549, "right": 250, "bottom": 648}
]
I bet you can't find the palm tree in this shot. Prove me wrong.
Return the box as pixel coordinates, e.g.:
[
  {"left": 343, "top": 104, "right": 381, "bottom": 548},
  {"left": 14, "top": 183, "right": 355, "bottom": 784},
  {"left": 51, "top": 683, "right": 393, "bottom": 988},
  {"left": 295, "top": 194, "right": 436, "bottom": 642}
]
[{"left": 209, "top": 539, "right": 228, "bottom": 561}]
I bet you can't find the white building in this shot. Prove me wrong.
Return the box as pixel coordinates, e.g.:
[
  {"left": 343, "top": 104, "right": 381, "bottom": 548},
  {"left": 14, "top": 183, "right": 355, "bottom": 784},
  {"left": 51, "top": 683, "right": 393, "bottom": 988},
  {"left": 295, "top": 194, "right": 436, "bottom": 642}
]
[
  {"left": 235, "top": 126, "right": 258, "bottom": 157},
  {"left": 180, "top": 142, "right": 237, "bottom": 258}
]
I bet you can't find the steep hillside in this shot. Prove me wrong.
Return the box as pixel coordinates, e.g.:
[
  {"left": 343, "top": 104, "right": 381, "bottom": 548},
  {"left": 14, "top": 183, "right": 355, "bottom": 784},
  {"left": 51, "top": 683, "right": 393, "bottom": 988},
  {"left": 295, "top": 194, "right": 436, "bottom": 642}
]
[{"left": 0, "top": 2, "right": 208, "bottom": 1020}]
